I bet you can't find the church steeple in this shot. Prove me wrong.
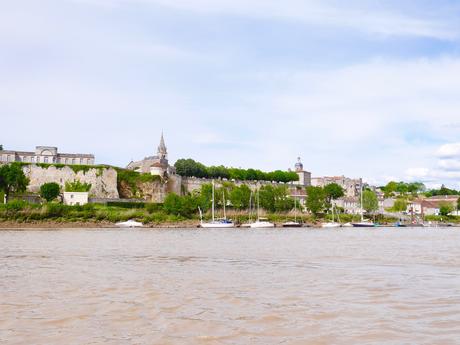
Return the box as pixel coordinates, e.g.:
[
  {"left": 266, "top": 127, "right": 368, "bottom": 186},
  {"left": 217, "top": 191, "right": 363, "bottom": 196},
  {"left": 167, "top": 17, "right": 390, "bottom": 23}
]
[{"left": 157, "top": 132, "right": 167, "bottom": 159}]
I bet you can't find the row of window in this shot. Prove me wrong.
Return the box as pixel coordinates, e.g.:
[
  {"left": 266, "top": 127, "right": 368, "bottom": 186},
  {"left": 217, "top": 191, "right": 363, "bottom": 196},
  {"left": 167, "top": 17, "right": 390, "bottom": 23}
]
[{"left": 1, "top": 155, "right": 93, "bottom": 165}]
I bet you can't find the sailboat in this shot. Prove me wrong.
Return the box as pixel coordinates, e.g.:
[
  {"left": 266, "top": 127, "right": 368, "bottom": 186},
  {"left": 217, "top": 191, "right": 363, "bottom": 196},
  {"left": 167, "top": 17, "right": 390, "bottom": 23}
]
[
  {"left": 199, "top": 181, "right": 235, "bottom": 228},
  {"left": 283, "top": 191, "right": 302, "bottom": 227},
  {"left": 240, "top": 191, "right": 254, "bottom": 228},
  {"left": 321, "top": 202, "right": 341, "bottom": 228},
  {"left": 352, "top": 183, "right": 375, "bottom": 227},
  {"left": 250, "top": 188, "right": 275, "bottom": 228}
]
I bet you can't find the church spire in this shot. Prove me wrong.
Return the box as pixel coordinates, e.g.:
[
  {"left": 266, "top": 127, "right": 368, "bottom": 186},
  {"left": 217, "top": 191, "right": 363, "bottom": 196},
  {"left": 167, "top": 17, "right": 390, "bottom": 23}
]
[{"left": 157, "top": 132, "right": 167, "bottom": 158}]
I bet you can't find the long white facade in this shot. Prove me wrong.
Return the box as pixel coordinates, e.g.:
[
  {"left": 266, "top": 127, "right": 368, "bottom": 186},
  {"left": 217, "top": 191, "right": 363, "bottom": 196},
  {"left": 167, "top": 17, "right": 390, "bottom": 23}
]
[{"left": 0, "top": 146, "right": 95, "bottom": 165}]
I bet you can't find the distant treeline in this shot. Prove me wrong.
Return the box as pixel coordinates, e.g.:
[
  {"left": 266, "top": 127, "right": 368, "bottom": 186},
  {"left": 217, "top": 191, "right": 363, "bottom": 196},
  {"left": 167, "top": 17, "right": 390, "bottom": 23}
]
[
  {"left": 174, "top": 158, "right": 299, "bottom": 183},
  {"left": 380, "top": 181, "right": 460, "bottom": 197}
]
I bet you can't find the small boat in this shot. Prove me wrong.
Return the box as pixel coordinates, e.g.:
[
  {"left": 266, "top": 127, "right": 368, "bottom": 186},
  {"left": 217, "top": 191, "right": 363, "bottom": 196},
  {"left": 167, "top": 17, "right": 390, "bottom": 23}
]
[
  {"left": 250, "top": 219, "right": 275, "bottom": 228},
  {"left": 115, "top": 219, "right": 143, "bottom": 228},
  {"left": 352, "top": 183, "right": 375, "bottom": 227},
  {"left": 200, "top": 219, "right": 235, "bottom": 228},
  {"left": 322, "top": 203, "right": 341, "bottom": 228},
  {"left": 282, "top": 221, "right": 302, "bottom": 228},
  {"left": 248, "top": 190, "right": 275, "bottom": 228},
  {"left": 342, "top": 222, "right": 353, "bottom": 227},
  {"left": 198, "top": 181, "right": 234, "bottom": 228},
  {"left": 282, "top": 192, "right": 301, "bottom": 227},
  {"left": 322, "top": 222, "right": 341, "bottom": 228},
  {"left": 352, "top": 221, "right": 375, "bottom": 227}
]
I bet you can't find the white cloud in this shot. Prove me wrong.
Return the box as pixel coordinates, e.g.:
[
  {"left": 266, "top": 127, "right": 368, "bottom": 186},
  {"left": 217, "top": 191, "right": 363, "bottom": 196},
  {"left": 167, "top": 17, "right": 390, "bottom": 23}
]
[
  {"left": 405, "top": 142, "right": 460, "bottom": 188},
  {"left": 74, "top": 0, "right": 459, "bottom": 40},
  {"left": 437, "top": 142, "right": 460, "bottom": 158}
]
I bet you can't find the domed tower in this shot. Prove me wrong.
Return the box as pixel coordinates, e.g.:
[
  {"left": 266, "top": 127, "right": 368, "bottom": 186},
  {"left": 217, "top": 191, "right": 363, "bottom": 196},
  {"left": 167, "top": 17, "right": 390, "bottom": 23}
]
[
  {"left": 295, "top": 157, "right": 303, "bottom": 172},
  {"left": 294, "top": 157, "right": 311, "bottom": 186}
]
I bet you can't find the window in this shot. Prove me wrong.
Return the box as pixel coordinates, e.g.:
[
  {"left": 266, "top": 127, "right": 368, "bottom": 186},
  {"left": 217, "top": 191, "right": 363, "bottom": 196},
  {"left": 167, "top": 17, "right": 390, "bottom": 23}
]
[
  {"left": 31, "top": 157, "right": 35, "bottom": 163},
  {"left": 44, "top": 157, "right": 48, "bottom": 163},
  {"left": 72, "top": 159, "right": 75, "bottom": 164}
]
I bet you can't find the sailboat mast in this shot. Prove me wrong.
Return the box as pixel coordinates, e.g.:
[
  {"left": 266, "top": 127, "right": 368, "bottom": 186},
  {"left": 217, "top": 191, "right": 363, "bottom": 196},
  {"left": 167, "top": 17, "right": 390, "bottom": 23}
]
[
  {"left": 249, "top": 191, "right": 253, "bottom": 222},
  {"left": 294, "top": 191, "right": 297, "bottom": 222},
  {"left": 212, "top": 180, "right": 215, "bottom": 222},
  {"left": 223, "top": 191, "right": 226, "bottom": 220},
  {"left": 360, "top": 181, "right": 364, "bottom": 222},
  {"left": 257, "top": 187, "right": 260, "bottom": 221}
]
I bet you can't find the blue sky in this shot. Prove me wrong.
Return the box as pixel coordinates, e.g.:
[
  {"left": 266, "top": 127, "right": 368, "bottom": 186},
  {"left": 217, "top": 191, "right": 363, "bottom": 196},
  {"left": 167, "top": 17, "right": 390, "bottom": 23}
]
[{"left": 1, "top": 0, "right": 460, "bottom": 188}]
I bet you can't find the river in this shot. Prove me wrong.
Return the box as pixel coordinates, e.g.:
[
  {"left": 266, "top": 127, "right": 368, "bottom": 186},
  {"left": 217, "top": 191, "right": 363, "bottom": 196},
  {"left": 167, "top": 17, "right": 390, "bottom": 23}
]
[{"left": 1, "top": 227, "right": 459, "bottom": 345}]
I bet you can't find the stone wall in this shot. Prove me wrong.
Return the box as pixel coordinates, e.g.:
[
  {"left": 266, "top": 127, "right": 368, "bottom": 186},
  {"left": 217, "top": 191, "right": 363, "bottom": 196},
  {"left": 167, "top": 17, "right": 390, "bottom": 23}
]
[
  {"left": 23, "top": 165, "right": 119, "bottom": 199},
  {"left": 180, "top": 176, "right": 303, "bottom": 194}
]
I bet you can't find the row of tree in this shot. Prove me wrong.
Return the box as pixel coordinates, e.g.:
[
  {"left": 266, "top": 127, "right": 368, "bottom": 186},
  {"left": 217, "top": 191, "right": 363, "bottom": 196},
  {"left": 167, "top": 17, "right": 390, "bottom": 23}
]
[
  {"left": 381, "top": 181, "right": 460, "bottom": 197},
  {"left": 163, "top": 182, "right": 299, "bottom": 217},
  {"left": 174, "top": 158, "right": 299, "bottom": 183}
]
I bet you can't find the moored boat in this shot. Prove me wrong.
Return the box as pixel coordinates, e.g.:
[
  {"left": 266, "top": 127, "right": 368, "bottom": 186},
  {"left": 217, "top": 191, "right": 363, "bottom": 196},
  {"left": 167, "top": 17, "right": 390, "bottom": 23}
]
[
  {"left": 282, "top": 221, "right": 302, "bottom": 228},
  {"left": 199, "top": 181, "right": 234, "bottom": 228},
  {"left": 250, "top": 218, "right": 275, "bottom": 228},
  {"left": 115, "top": 219, "right": 143, "bottom": 228},
  {"left": 322, "top": 222, "right": 341, "bottom": 228}
]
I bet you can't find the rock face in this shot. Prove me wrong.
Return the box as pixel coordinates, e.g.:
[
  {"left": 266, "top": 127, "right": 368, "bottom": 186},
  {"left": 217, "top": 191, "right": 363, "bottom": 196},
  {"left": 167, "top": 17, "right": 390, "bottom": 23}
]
[
  {"left": 117, "top": 175, "right": 182, "bottom": 202},
  {"left": 23, "top": 165, "right": 119, "bottom": 199}
]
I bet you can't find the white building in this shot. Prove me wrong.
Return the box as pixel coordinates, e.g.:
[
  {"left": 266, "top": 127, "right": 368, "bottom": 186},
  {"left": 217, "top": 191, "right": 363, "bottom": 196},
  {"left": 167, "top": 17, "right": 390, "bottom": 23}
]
[
  {"left": 0, "top": 146, "right": 94, "bottom": 165},
  {"left": 63, "top": 192, "right": 89, "bottom": 206}
]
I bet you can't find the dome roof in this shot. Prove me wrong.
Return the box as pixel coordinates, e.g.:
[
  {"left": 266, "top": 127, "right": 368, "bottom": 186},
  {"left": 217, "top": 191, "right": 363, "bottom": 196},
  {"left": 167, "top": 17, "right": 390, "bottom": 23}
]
[{"left": 295, "top": 157, "right": 303, "bottom": 171}]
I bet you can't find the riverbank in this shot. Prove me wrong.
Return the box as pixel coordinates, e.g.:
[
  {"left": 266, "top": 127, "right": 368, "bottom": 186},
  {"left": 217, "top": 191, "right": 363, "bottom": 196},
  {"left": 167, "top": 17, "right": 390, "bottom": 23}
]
[{"left": 2, "top": 201, "right": 459, "bottom": 229}]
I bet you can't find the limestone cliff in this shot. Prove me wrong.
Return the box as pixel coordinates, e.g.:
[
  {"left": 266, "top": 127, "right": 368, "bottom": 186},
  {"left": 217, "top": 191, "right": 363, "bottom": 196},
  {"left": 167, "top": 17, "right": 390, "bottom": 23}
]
[{"left": 23, "top": 164, "right": 119, "bottom": 199}]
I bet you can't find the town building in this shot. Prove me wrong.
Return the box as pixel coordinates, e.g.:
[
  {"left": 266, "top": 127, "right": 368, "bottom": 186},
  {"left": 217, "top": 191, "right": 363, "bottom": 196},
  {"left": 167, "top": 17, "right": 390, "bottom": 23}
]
[
  {"left": 408, "top": 195, "right": 459, "bottom": 216},
  {"left": 126, "top": 133, "right": 175, "bottom": 177},
  {"left": 0, "top": 146, "right": 94, "bottom": 165},
  {"left": 63, "top": 192, "right": 89, "bottom": 206},
  {"left": 311, "top": 176, "right": 362, "bottom": 198}
]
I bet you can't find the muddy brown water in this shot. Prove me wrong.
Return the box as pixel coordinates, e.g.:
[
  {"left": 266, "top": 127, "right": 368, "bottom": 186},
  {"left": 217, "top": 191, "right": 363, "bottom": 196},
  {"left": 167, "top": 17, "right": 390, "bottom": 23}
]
[{"left": 1, "top": 227, "right": 459, "bottom": 345}]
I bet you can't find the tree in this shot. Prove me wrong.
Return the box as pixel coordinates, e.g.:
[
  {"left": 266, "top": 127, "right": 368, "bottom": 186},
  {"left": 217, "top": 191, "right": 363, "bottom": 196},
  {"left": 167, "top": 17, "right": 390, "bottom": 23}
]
[
  {"left": 305, "top": 186, "right": 326, "bottom": 216},
  {"left": 163, "top": 193, "right": 198, "bottom": 218},
  {"left": 439, "top": 202, "right": 454, "bottom": 217},
  {"left": 457, "top": 197, "right": 460, "bottom": 212},
  {"left": 392, "top": 198, "right": 407, "bottom": 213},
  {"left": 0, "top": 144, "right": 3, "bottom": 150},
  {"left": 0, "top": 162, "right": 29, "bottom": 203},
  {"left": 383, "top": 181, "right": 398, "bottom": 195},
  {"left": 229, "top": 184, "right": 251, "bottom": 210},
  {"left": 40, "top": 182, "right": 61, "bottom": 202},
  {"left": 362, "top": 190, "right": 378, "bottom": 213},
  {"left": 163, "top": 193, "right": 183, "bottom": 216},
  {"left": 324, "top": 183, "right": 344, "bottom": 202},
  {"left": 259, "top": 185, "right": 277, "bottom": 212}
]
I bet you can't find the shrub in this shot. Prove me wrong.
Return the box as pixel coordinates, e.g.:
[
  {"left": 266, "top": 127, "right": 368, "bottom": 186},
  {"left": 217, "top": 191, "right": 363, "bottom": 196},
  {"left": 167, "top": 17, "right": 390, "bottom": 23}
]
[
  {"left": 65, "top": 180, "right": 91, "bottom": 192},
  {"left": 40, "top": 182, "right": 61, "bottom": 202},
  {"left": 5, "top": 200, "right": 28, "bottom": 213},
  {"left": 45, "top": 203, "right": 67, "bottom": 217},
  {"left": 106, "top": 201, "right": 145, "bottom": 209},
  {"left": 145, "top": 203, "right": 163, "bottom": 213}
]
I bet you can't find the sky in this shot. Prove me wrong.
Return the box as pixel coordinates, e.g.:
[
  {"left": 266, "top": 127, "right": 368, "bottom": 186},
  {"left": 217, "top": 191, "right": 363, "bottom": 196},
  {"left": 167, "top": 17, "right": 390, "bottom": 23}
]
[{"left": 1, "top": 0, "right": 460, "bottom": 188}]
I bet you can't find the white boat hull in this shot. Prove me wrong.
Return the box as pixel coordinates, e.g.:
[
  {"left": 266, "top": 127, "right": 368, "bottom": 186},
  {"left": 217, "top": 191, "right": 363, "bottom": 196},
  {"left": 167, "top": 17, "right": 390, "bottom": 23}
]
[
  {"left": 200, "top": 222, "right": 235, "bottom": 228},
  {"left": 250, "top": 221, "right": 275, "bottom": 228},
  {"left": 352, "top": 222, "right": 375, "bottom": 227},
  {"left": 321, "top": 222, "right": 341, "bottom": 228},
  {"left": 115, "top": 220, "right": 143, "bottom": 228},
  {"left": 282, "top": 222, "right": 302, "bottom": 228}
]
